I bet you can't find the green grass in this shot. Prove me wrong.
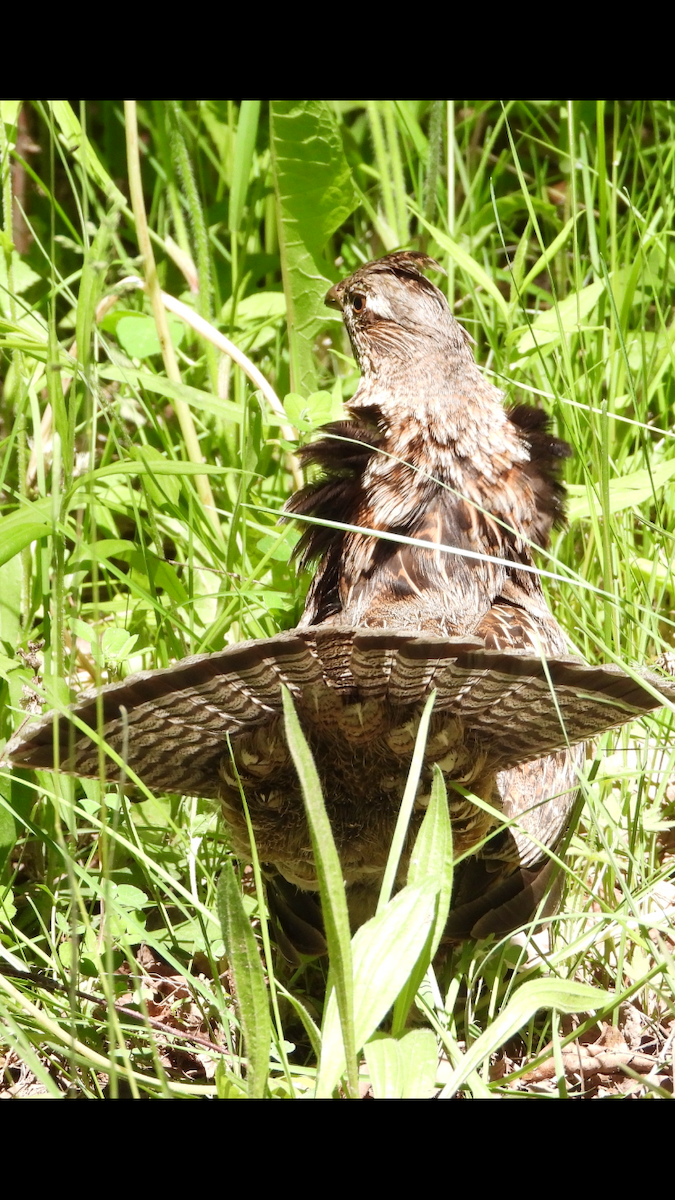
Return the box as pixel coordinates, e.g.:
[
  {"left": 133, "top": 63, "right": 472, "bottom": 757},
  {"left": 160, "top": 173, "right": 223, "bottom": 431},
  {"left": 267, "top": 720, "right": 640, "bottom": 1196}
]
[{"left": 0, "top": 100, "right": 674, "bottom": 1098}]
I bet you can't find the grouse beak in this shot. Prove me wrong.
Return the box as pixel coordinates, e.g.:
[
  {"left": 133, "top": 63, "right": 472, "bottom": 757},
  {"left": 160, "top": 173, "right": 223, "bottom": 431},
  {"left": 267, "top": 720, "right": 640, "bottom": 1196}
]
[{"left": 324, "top": 284, "right": 342, "bottom": 310}]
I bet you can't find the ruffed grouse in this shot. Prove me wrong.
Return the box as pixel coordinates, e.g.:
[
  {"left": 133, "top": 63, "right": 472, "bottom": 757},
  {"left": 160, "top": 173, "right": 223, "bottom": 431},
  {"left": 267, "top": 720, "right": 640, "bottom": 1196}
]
[{"left": 5, "top": 252, "right": 675, "bottom": 953}]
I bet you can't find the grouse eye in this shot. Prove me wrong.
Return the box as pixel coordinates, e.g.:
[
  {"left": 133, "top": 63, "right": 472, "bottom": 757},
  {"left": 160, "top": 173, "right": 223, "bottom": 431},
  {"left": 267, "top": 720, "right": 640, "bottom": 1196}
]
[{"left": 351, "top": 293, "right": 366, "bottom": 313}]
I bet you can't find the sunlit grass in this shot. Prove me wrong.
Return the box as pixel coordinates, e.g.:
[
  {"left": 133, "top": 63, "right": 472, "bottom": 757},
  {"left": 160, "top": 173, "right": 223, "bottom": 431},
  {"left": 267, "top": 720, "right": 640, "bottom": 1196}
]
[{"left": 1, "top": 100, "right": 674, "bottom": 1098}]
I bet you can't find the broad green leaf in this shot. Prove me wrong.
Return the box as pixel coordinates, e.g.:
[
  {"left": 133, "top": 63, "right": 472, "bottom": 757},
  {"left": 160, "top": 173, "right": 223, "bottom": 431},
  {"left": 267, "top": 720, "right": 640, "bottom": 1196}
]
[
  {"left": 283, "top": 391, "right": 334, "bottom": 432},
  {"left": 567, "top": 459, "right": 675, "bottom": 521},
  {"left": 0, "top": 886, "right": 16, "bottom": 924},
  {"left": 353, "top": 882, "right": 437, "bottom": 1044},
  {"left": 316, "top": 881, "right": 437, "bottom": 1097},
  {"left": 0, "top": 501, "right": 52, "bottom": 567},
  {"left": 631, "top": 556, "right": 673, "bottom": 586},
  {"left": 6, "top": 251, "right": 41, "bottom": 296},
  {"left": 99, "top": 307, "right": 143, "bottom": 335},
  {"left": 407, "top": 766, "right": 454, "bottom": 947},
  {"left": 270, "top": 100, "right": 358, "bottom": 395},
  {"left": 258, "top": 590, "right": 291, "bottom": 611},
  {"left": 516, "top": 279, "right": 605, "bottom": 352},
  {"left": 216, "top": 857, "right": 271, "bottom": 1099},
  {"left": 110, "top": 883, "right": 148, "bottom": 910},
  {"left": 0, "top": 652, "right": 21, "bottom": 682},
  {"left": 68, "top": 617, "right": 103, "bottom": 665},
  {"left": 115, "top": 313, "right": 185, "bottom": 359},
  {"left": 221, "top": 291, "right": 286, "bottom": 325},
  {"left": 101, "top": 628, "right": 139, "bottom": 665},
  {"left": 256, "top": 529, "right": 299, "bottom": 563},
  {"left": 215, "top": 1066, "right": 248, "bottom": 1100},
  {"left": 623, "top": 330, "right": 661, "bottom": 373},
  {"left": 439, "top": 978, "right": 613, "bottom": 1098},
  {"left": 365, "top": 1029, "right": 438, "bottom": 1099},
  {"left": 1, "top": 100, "right": 20, "bottom": 126}
]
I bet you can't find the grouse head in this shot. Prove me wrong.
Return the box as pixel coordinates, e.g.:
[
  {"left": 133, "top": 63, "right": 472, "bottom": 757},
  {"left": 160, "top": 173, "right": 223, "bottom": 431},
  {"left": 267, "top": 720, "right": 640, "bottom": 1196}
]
[{"left": 325, "top": 251, "right": 472, "bottom": 385}]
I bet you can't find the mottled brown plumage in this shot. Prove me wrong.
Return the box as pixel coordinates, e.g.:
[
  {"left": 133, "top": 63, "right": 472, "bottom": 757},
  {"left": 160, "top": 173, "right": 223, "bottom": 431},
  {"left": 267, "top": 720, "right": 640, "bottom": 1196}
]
[
  {"left": 5, "top": 252, "right": 675, "bottom": 954},
  {"left": 291, "top": 252, "right": 569, "bottom": 649}
]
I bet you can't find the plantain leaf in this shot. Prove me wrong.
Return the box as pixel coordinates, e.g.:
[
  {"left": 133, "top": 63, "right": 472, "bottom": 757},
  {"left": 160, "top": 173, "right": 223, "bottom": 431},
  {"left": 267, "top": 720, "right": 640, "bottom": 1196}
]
[
  {"left": 316, "top": 880, "right": 437, "bottom": 1097},
  {"left": 365, "top": 1029, "right": 438, "bottom": 1099},
  {"left": 270, "top": 101, "right": 358, "bottom": 395}
]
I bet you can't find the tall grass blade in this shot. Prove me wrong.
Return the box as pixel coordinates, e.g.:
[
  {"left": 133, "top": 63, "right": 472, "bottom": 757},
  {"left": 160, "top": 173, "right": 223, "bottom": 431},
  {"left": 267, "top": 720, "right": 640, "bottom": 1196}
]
[
  {"left": 439, "top": 979, "right": 614, "bottom": 1098},
  {"left": 216, "top": 856, "right": 272, "bottom": 1099},
  {"left": 281, "top": 685, "right": 357, "bottom": 1095}
]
